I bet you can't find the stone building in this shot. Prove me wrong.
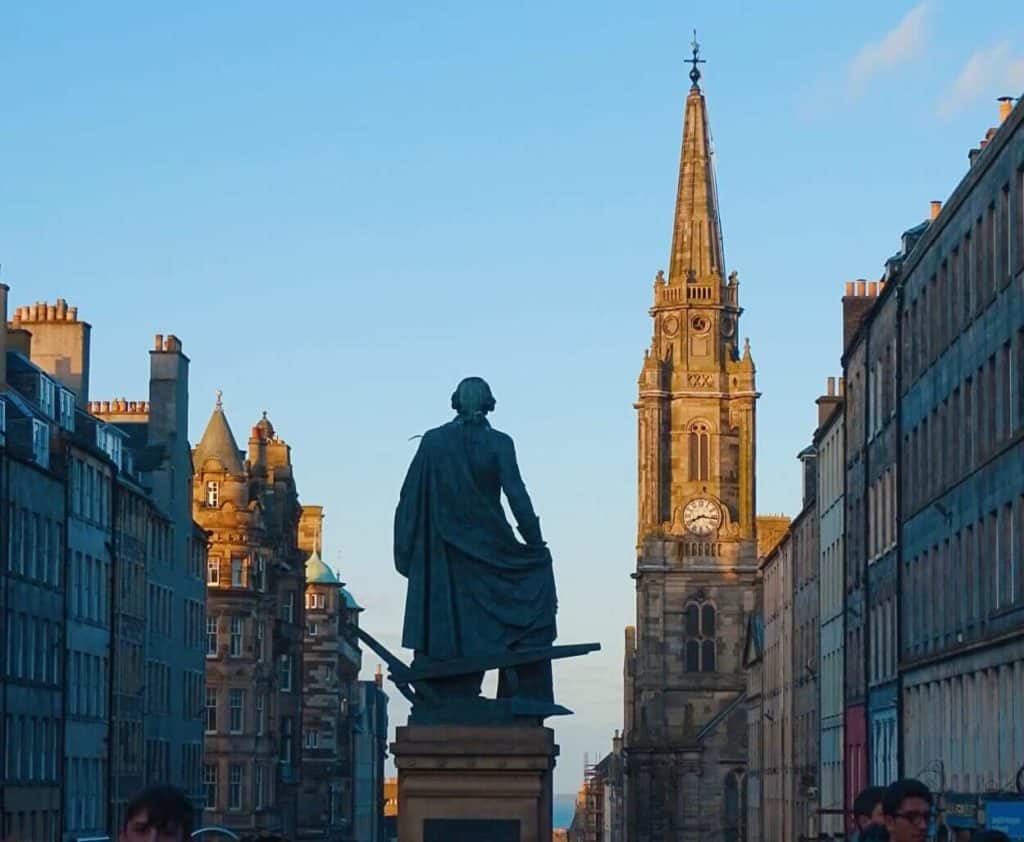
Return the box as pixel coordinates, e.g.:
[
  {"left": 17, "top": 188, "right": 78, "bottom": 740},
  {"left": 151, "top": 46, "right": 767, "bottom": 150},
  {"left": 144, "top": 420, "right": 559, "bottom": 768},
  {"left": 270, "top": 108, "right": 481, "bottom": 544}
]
[
  {"left": 353, "top": 672, "right": 389, "bottom": 842},
  {"left": 192, "top": 399, "right": 309, "bottom": 838},
  {"left": 92, "top": 333, "right": 209, "bottom": 827},
  {"left": 296, "top": 505, "right": 363, "bottom": 841},
  {"left": 1, "top": 288, "right": 207, "bottom": 839},
  {"left": 842, "top": 257, "right": 905, "bottom": 796},
  {"left": 760, "top": 525, "right": 793, "bottom": 842},
  {"left": 623, "top": 49, "right": 760, "bottom": 841},
  {"left": 0, "top": 290, "right": 68, "bottom": 842},
  {"left": 897, "top": 98, "right": 1024, "bottom": 812},
  {"left": 815, "top": 379, "right": 845, "bottom": 840},
  {"left": 841, "top": 280, "right": 874, "bottom": 825},
  {"left": 792, "top": 447, "right": 820, "bottom": 842}
]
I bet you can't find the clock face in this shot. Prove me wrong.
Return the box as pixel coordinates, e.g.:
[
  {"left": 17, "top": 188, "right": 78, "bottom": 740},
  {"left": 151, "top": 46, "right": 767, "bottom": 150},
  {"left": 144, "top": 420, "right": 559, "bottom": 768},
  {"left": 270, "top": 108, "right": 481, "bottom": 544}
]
[{"left": 683, "top": 498, "right": 722, "bottom": 536}]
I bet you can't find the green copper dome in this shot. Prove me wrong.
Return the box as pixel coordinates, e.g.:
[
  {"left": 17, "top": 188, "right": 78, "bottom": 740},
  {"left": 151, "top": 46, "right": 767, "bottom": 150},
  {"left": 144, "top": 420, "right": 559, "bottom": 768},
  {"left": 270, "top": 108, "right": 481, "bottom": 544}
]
[{"left": 304, "top": 550, "right": 339, "bottom": 585}]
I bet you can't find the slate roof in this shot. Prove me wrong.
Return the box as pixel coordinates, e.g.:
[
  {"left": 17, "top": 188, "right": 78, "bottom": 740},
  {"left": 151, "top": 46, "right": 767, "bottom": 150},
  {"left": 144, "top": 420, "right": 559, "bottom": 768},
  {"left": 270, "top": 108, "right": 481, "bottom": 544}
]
[{"left": 193, "top": 403, "right": 245, "bottom": 475}]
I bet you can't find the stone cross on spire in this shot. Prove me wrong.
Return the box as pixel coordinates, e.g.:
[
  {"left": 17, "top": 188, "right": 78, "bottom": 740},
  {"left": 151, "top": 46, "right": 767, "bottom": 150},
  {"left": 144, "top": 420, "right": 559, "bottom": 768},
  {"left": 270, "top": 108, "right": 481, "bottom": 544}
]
[{"left": 687, "top": 30, "right": 705, "bottom": 90}]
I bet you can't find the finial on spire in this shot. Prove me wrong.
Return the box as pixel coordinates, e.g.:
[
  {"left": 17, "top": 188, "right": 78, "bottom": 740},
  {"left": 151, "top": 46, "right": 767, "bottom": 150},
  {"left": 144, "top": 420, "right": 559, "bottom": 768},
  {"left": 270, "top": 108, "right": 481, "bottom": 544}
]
[
  {"left": 688, "top": 30, "right": 706, "bottom": 89},
  {"left": 215, "top": 389, "right": 223, "bottom": 409}
]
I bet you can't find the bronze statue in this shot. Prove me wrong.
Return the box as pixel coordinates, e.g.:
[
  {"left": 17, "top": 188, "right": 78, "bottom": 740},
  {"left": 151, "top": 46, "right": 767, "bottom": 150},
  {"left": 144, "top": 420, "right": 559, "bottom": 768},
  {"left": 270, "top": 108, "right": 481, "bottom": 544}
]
[{"left": 395, "top": 376, "right": 557, "bottom": 704}]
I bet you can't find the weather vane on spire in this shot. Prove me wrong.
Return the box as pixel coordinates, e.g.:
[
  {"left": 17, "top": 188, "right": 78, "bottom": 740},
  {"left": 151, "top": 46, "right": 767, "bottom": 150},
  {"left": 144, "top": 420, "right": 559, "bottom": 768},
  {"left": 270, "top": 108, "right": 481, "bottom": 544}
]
[
  {"left": 215, "top": 389, "right": 223, "bottom": 409},
  {"left": 688, "top": 29, "right": 705, "bottom": 89}
]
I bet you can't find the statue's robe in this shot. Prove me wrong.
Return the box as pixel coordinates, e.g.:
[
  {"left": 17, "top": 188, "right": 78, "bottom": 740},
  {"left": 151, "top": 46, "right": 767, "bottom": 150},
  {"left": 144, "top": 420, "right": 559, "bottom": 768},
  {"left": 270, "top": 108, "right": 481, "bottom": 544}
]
[{"left": 394, "top": 418, "right": 557, "bottom": 673}]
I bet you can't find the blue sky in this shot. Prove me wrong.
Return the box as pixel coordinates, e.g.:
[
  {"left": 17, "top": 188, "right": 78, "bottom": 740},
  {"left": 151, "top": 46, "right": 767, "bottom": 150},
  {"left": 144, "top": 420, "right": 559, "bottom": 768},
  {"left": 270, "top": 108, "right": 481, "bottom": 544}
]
[{"left": 4, "top": 1, "right": 1023, "bottom": 796}]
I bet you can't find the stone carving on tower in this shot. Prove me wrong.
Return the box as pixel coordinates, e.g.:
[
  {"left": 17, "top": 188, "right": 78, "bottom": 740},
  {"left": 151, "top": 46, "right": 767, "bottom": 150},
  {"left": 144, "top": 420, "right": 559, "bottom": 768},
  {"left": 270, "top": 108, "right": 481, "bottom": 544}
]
[{"left": 624, "top": 36, "right": 759, "bottom": 842}]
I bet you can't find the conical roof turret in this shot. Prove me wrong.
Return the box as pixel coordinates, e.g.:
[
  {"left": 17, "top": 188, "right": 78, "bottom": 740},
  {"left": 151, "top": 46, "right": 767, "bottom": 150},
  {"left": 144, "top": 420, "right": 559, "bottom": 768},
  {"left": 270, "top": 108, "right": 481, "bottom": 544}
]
[
  {"left": 193, "top": 391, "right": 245, "bottom": 475},
  {"left": 667, "top": 36, "right": 725, "bottom": 287}
]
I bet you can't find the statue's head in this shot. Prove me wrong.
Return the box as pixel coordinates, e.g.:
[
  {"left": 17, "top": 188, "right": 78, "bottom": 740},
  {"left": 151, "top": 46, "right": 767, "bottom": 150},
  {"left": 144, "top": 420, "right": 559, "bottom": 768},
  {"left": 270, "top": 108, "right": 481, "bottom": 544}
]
[{"left": 451, "top": 377, "right": 496, "bottom": 423}]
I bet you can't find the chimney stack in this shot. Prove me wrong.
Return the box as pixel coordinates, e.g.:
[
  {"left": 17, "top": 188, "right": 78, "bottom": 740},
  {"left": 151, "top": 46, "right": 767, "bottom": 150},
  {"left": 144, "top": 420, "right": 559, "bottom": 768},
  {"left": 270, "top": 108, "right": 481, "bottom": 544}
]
[
  {"left": 843, "top": 280, "right": 877, "bottom": 351},
  {"left": 930, "top": 201, "right": 942, "bottom": 220},
  {"left": 817, "top": 375, "right": 844, "bottom": 427},
  {"left": 15, "top": 299, "right": 91, "bottom": 407},
  {"left": 999, "top": 96, "right": 1014, "bottom": 123}
]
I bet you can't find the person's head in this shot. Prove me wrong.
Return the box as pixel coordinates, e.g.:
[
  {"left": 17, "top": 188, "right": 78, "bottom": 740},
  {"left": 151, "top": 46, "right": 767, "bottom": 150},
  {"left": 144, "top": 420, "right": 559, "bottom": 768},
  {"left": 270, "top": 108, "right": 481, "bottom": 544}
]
[
  {"left": 451, "top": 377, "right": 496, "bottom": 423},
  {"left": 974, "top": 832, "right": 1011, "bottom": 842},
  {"left": 854, "top": 786, "right": 887, "bottom": 830},
  {"left": 881, "top": 779, "right": 933, "bottom": 842},
  {"left": 119, "top": 785, "right": 194, "bottom": 842}
]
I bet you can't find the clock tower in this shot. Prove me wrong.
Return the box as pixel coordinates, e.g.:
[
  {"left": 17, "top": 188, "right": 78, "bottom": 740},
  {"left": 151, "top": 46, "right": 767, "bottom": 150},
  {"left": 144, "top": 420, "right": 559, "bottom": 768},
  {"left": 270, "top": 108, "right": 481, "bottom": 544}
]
[{"left": 623, "top": 39, "right": 759, "bottom": 842}]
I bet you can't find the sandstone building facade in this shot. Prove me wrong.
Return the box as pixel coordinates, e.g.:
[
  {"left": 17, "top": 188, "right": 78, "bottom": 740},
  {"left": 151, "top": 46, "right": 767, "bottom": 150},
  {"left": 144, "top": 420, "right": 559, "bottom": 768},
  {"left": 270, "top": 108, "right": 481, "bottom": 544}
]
[
  {"left": 623, "top": 53, "right": 759, "bottom": 841},
  {"left": 192, "top": 400, "right": 308, "bottom": 839}
]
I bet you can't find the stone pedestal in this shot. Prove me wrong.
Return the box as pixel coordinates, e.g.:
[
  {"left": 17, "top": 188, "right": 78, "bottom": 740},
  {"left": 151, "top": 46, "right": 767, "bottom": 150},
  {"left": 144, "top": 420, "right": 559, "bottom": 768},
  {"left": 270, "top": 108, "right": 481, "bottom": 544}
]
[{"left": 392, "top": 725, "right": 558, "bottom": 842}]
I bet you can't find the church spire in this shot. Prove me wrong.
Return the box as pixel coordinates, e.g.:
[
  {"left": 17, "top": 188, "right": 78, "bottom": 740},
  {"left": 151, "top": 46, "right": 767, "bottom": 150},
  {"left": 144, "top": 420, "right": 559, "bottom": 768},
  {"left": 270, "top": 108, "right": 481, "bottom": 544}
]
[{"left": 667, "top": 33, "right": 725, "bottom": 287}]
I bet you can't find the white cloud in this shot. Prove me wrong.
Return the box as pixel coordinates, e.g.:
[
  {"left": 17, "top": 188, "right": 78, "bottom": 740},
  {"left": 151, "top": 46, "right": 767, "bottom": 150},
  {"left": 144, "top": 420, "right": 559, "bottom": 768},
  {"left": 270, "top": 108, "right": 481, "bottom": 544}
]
[
  {"left": 847, "top": 2, "right": 930, "bottom": 97},
  {"left": 938, "top": 41, "right": 1024, "bottom": 118}
]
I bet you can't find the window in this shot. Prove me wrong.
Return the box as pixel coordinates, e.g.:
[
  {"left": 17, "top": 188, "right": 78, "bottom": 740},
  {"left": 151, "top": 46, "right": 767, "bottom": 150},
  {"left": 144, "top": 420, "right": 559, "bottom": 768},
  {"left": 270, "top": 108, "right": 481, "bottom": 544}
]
[
  {"left": 230, "top": 557, "right": 244, "bottom": 588},
  {"left": 255, "top": 694, "right": 266, "bottom": 736},
  {"left": 255, "top": 765, "right": 267, "bottom": 810},
  {"left": 683, "top": 598, "right": 717, "bottom": 672},
  {"left": 282, "top": 592, "right": 294, "bottom": 623},
  {"left": 688, "top": 421, "right": 711, "bottom": 481},
  {"left": 255, "top": 621, "right": 265, "bottom": 661},
  {"left": 229, "top": 689, "right": 244, "bottom": 734},
  {"left": 281, "top": 717, "right": 293, "bottom": 765},
  {"left": 307, "top": 621, "right": 318, "bottom": 637},
  {"left": 228, "top": 764, "right": 243, "bottom": 810},
  {"left": 303, "top": 729, "right": 319, "bottom": 749},
  {"left": 279, "top": 655, "right": 292, "bottom": 692},
  {"left": 253, "top": 555, "right": 266, "bottom": 591},
  {"left": 58, "top": 389, "right": 75, "bottom": 431},
  {"left": 205, "top": 688, "right": 217, "bottom": 734},
  {"left": 38, "top": 375, "right": 55, "bottom": 418},
  {"left": 206, "top": 616, "right": 218, "bottom": 657},
  {"left": 205, "top": 481, "right": 219, "bottom": 507},
  {"left": 207, "top": 557, "right": 219, "bottom": 586},
  {"left": 229, "top": 616, "right": 242, "bottom": 658},
  {"left": 31, "top": 420, "right": 49, "bottom": 468}
]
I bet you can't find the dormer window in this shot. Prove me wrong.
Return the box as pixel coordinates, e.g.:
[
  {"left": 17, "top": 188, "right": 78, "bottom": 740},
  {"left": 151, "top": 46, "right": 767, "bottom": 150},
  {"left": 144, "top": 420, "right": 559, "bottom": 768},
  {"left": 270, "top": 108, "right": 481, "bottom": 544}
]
[
  {"left": 95, "top": 424, "right": 123, "bottom": 470},
  {"left": 58, "top": 389, "right": 75, "bottom": 432},
  {"left": 38, "top": 375, "right": 55, "bottom": 418},
  {"left": 205, "top": 481, "right": 220, "bottom": 508}
]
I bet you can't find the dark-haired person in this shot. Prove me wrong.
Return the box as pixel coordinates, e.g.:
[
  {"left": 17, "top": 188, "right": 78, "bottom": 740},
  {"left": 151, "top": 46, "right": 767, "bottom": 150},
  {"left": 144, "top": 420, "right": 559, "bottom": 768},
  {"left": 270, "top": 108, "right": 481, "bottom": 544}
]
[
  {"left": 851, "top": 786, "right": 887, "bottom": 841},
  {"left": 119, "top": 785, "right": 195, "bottom": 842},
  {"left": 881, "top": 779, "right": 934, "bottom": 842}
]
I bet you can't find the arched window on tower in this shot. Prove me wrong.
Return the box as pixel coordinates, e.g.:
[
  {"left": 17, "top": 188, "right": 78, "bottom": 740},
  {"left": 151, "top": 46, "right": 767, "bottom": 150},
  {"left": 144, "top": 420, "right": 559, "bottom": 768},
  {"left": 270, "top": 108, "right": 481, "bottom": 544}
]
[
  {"left": 723, "top": 769, "right": 747, "bottom": 842},
  {"left": 683, "top": 598, "right": 717, "bottom": 673},
  {"left": 688, "top": 422, "right": 711, "bottom": 481}
]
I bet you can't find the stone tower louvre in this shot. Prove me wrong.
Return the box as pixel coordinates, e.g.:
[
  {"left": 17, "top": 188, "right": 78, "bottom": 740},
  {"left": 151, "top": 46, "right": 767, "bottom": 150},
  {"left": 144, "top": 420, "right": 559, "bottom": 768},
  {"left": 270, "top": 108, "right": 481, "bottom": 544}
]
[{"left": 625, "top": 47, "right": 759, "bottom": 842}]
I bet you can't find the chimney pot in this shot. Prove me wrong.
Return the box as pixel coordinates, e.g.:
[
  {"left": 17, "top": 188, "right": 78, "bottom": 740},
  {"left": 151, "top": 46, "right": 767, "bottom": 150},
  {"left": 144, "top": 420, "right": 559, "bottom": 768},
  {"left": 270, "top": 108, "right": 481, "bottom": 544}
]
[
  {"left": 827, "top": 376, "right": 836, "bottom": 397},
  {"left": 46, "top": 304, "right": 56, "bottom": 321},
  {"left": 839, "top": 377, "right": 846, "bottom": 396},
  {"left": 154, "top": 334, "right": 163, "bottom": 351},
  {"left": 868, "top": 281, "right": 878, "bottom": 296},
  {"left": 856, "top": 280, "right": 867, "bottom": 297},
  {"left": 845, "top": 281, "right": 854, "bottom": 297},
  {"left": 68, "top": 307, "right": 77, "bottom": 321},
  {"left": 930, "top": 200, "right": 942, "bottom": 220},
  {"left": 999, "top": 96, "right": 1014, "bottom": 123}
]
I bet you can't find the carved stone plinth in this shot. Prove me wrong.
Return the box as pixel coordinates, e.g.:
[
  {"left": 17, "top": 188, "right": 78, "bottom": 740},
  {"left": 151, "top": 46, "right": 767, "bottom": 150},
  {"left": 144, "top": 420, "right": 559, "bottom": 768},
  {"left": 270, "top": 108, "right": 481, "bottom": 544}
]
[{"left": 391, "top": 725, "right": 558, "bottom": 842}]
